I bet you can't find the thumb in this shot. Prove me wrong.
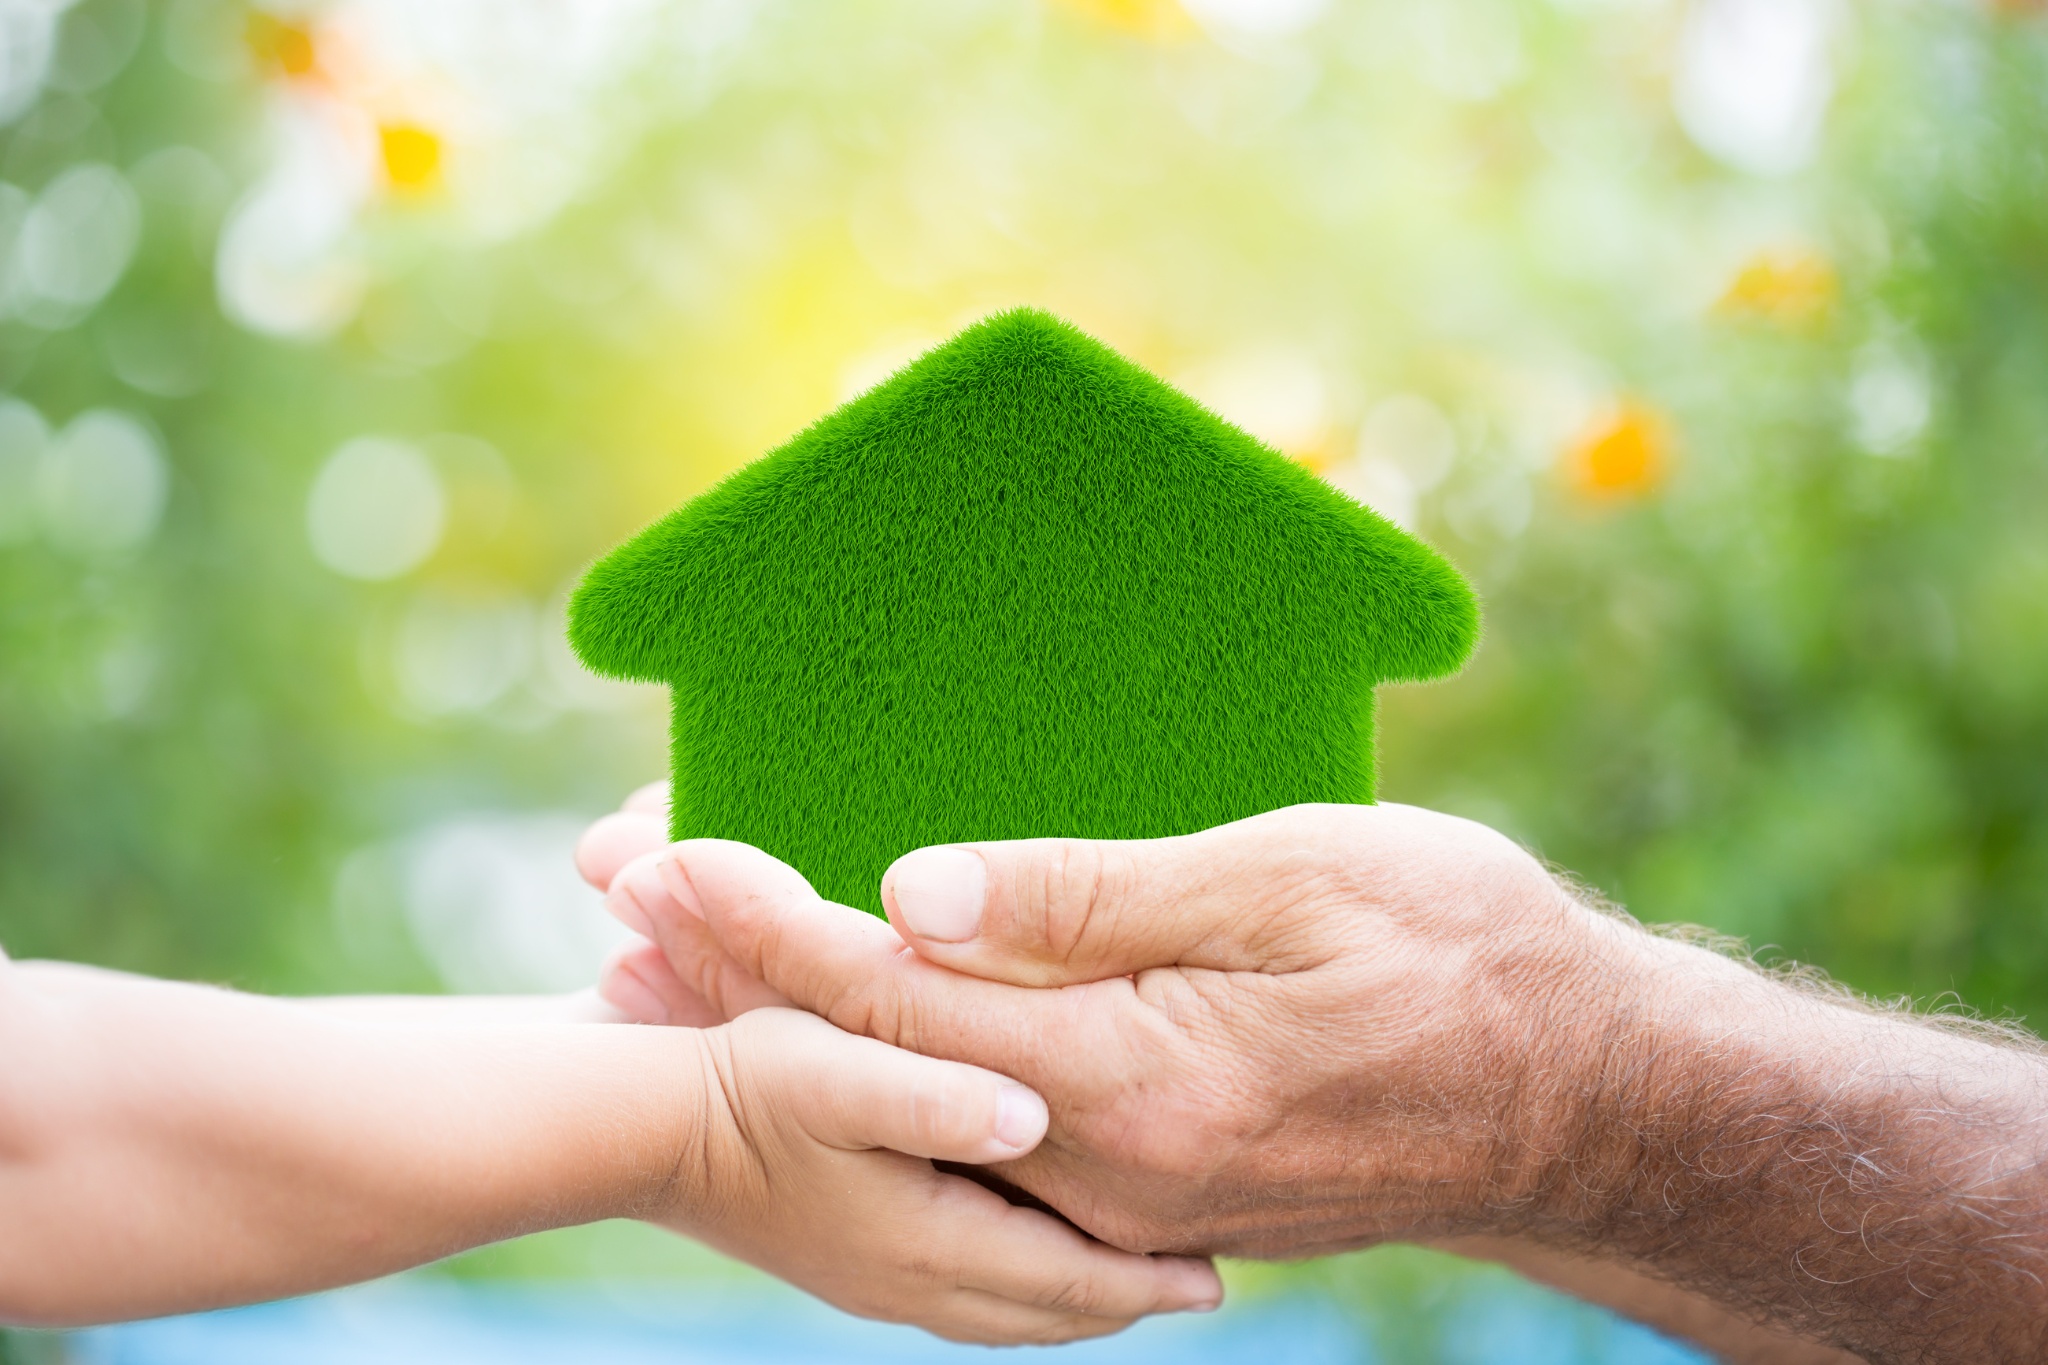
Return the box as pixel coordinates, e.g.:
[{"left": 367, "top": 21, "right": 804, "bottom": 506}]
[
  {"left": 741, "top": 1009, "right": 1049, "bottom": 1163},
  {"left": 881, "top": 820, "right": 1296, "bottom": 987}
]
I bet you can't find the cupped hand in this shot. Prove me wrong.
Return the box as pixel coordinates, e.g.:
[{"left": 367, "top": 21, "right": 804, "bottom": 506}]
[
  {"left": 579, "top": 787, "right": 1221, "bottom": 1340},
  {"left": 662, "top": 1006, "right": 1220, "bottom": 1343},
  {"left": 581, "top": 796, "right": 1638, "bottom": 1259}
]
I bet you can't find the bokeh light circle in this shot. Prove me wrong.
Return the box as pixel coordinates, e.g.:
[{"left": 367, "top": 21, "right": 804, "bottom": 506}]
[{"left": 306, "top": 437, "right": 445, "bottom": 580}]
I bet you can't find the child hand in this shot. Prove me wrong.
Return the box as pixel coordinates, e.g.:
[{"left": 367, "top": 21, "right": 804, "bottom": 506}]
[
  {"left": 655, "top": 1006, "right": 1222, "bottom": 1343},
  {"left": 582, "top": 790, "right": 1221, "bottom": 1339}
]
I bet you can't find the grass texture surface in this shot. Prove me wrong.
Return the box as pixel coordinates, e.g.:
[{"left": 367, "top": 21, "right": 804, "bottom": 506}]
[{"left": 570, "top": 309, "right": 1478, "bottom": 915}]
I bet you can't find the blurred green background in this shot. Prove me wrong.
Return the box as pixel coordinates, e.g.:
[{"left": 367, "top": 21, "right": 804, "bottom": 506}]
[{"left": 3, "top": 0, "right": 2046, "bottom": 1354}]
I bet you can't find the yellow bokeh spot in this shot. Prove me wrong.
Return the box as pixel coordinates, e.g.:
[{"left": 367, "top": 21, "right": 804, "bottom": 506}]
[
  {"left": 380, "top": 124, "right": 443, "bottom": 192},
  {"left": 245, "top": 12, "right": 318, "bottom": 79},
  {"left": 1048, "top": 0, "right": 1196, "bottom": 40},
  {"left": 1564, "top": 401, "right": 1673, "bottom": 501},
  {"left": 1716, "top": 250, "right": 1837, "bottom": 328},
  {"left": 1286, "top": 441, "right": 1339, "bottom": 476}
]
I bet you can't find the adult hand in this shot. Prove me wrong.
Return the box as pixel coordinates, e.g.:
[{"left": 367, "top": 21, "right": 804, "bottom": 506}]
[{"left": 582, "top": 796, "right": 2048, "bottom": 1365}]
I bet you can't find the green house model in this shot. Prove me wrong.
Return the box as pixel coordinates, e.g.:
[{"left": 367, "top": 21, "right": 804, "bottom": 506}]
[{"left": 569, "top": 309, "right": 1478, "bottom": 915}]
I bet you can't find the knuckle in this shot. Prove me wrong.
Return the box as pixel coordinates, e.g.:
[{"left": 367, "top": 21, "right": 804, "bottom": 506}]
[
  {"left": 828, "top": 993, "right": 883, "bottom": 1046},
  {"left": 1030, "top": 840, "right": 1129, "bottom": 965},
  {"left": 1037, "top": 1274, "right": 1104, "bottom": 1316},
  {"left": 1027, "top": 841, "right": 1090, "bottom": 960},
  {"left": 902, "top": 1250, "right": 951, "bottom": 1283},
  {"left": 717, "top": 893, "right": 779, "bottom": 979},
  {"left": 877, "top": 1218, "right": 959, "bottom": 1285},
  {"left": 687, "top": 955, "right": 735, "bottom": 1017},
  {"left": 905, "top": 1075, "right": 973, "bottom": 1151},
  {"left": 886, "top": 987, "right": 935, "bottom": 1050},
  {"left": 797, "top": 956, "right": 906, "bottom": 1044}
]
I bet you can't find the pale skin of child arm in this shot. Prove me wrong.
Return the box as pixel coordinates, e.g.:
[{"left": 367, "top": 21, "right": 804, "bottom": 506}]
[{"left": 0, "top": 947, "right": 1220, "bottom": 1342}]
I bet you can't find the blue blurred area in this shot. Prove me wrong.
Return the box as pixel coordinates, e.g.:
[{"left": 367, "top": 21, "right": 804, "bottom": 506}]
[{"left": 69, "top": 1277, "right": 1712, "bottom": 1365}]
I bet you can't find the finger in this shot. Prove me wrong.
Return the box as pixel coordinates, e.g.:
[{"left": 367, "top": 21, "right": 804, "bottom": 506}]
[
  {"left": 622, "top": 781, "right": 669, "bottom": 816},
  {"left": 879, "top": 817, "right": 1301, "bottom": 987},
  {"left": 658, "top": 840, "right": 1048, "bottom": 1072},
  {"left": 948, "top": 1196, "right": 1224, "bottom": 1321},
  {"left": 912, "top": 1291, "right": 1136, "bottom": 1347},
  {"left": 598, "top": 938, "right": 725, "bottom": 1028},
  {"left": 747, "top": 1008, "right": 1047, "bottom": 1162},
  {"left": 602, "top": 850, "right": 673, "bottom": 937},
  {"left": 576, "top": 811, "right": 666, "bottom": 891},
  {"left": 608, "top": 851, "right": 789, "bottom": 1021}
]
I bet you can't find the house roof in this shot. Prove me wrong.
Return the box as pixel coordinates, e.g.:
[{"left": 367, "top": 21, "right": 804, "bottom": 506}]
[{"left": 571, "top": 307, "right": 1476, "bottom": 685}]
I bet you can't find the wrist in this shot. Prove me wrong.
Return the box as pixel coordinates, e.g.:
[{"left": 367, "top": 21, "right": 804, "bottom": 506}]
[
  {"left": 606, "top": 1024, "right": 722, "bottom": 1227},
  {"left": 1537, "top": 922, "right": 1784, "bottom": 1228},
  {"left": 1532, "top": 915, "right": 1928, "bottom": 1231},
  {"left": 1452, "top": 883, "right": 1656, "bottom": 1228},
  {"left": 1542, "top": 924, "right": 1897, "bottom": 1233}
]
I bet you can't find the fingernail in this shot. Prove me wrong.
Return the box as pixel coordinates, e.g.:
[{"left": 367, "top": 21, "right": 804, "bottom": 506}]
[
  {"left": 654, "top": 854, "right": 705, "bottom": 921},
  {"left": 1174, "top": 1260, "right": 1223, "bottom": 1313},
  {"left": 892, "top": 847, "right": 986, "bottom": 942},
  {"left": 993, "top": 1084, "right": 1046, "bottom": 1151},
  {"left": 606, "top": 870, "right": 657, "bottom": 937}
]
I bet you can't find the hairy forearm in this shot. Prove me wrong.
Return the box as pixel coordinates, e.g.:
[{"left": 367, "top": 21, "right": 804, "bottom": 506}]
[
  {"left": 0, "top": 962, "right": 708, "bottom": 1325},
  {"left": 1432, "top": 1236, "right": 1865, "bottom": 1364},
  {"left": 1530, "top": 920, "right": 2048, "bottom": 1364}
]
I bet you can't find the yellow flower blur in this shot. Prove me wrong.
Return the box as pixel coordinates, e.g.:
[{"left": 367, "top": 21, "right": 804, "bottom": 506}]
[
  {"left": 246, "top": 13, "right": 319, "bottom": 80},
  {"left": 379, "top": 124, "right": 444, "bottom": 193},
  {"left": 1717, "top": 250, "right": 1838, "bottom": 329},
  {"left": 1564, "top": 401, "right": 1673, "bottom": 501},
  {"left": 1048, "top": 0, "right": 1195, "bottom": 39}
]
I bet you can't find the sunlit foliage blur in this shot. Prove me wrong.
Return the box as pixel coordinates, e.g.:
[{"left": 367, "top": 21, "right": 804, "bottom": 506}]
[{"left": 3, "top": 0, "right": 2048, "bottom": 1325}]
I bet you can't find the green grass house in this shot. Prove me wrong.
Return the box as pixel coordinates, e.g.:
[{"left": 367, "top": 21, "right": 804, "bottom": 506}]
[{"left": 569, "top": 309, "right": 1478, "bottom": 915}]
